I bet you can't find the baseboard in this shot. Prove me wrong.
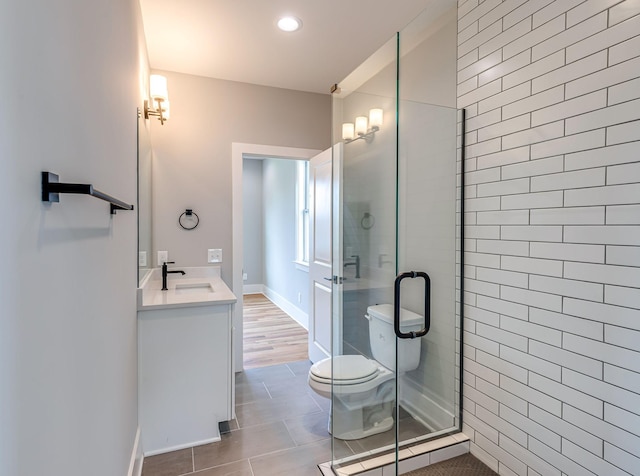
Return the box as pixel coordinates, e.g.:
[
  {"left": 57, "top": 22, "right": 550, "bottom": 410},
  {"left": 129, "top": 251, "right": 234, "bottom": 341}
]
[
  {"left": 263, "top": 286, "right": 309, "bottom": 330},
  {"left": 243, "top": 284, "right": 265, "bottom": 295},
  {"left": 318, "top": 462, "right": 333, "bottom": 475},
  {"left": 143, "top": 436, "right": 221, "bottom": 457},
  {"left": 128, "top": 427, "right": 143, "bottom": 476},
  {"left": 400, "top": 375, "right": 456, "bottom": 431}
]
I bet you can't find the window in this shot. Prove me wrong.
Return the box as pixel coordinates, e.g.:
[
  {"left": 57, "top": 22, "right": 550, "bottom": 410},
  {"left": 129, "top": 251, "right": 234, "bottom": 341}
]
[{"left": 295, "top": 160, "right": 310, "bottom": 265}]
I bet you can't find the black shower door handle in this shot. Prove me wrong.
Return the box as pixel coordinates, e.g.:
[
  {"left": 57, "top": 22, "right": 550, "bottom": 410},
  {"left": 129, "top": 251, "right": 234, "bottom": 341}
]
[{"left": 394, "top": 271, "right": 431, "bottom": 339}]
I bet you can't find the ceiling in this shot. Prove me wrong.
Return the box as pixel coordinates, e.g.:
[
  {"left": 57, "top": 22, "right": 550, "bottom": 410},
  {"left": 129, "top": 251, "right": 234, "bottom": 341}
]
[{"left": 139, "top": 0, "right": 437, "bottom": 95}]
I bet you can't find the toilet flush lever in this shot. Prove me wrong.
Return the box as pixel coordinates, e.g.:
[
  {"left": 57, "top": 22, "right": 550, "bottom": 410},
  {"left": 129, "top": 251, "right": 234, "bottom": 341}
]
[{"left": 393, "top": 271, "right": 431, "bottom": 339}]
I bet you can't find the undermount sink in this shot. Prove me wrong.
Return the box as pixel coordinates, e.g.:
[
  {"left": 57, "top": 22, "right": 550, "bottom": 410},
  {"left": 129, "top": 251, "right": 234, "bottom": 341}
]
[{"left": 174, "top": 282, "right": 214, "bottom": 294}]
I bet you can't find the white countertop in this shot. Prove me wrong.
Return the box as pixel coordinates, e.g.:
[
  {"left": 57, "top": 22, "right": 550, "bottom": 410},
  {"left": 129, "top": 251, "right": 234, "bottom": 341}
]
[{"left": 137, "top": 266, "right": 237, "bottom": 311}]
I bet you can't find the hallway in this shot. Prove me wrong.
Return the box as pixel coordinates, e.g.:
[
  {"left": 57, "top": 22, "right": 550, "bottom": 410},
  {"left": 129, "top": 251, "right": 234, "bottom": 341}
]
[{"left": 243, "top": 293, "right": 309, "bottom": 369}]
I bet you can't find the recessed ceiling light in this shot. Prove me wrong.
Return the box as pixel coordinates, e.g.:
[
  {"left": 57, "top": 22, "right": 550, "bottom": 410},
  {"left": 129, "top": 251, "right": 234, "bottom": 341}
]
[{"left": 277, "top": 16, "right": 302, "bottom": 32}]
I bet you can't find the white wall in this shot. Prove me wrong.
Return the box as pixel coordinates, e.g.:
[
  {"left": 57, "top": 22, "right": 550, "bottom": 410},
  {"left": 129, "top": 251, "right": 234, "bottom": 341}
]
[
  {"left": 262, "top": 158, "right": 310, "bottom": 321},
  {"left": 0, "top": 0, "right": 146, "bottom": 475},
  {"left": 458, "top": 1, "right": 640, "bottom": 474},
  {"left": 150, "top": 71, "right": 330, "bottom": 285},
  {"left": 242, "top": 159, "right": 264, "bottom": 286},
  {"left": 262, "top": 158, "right": 296, "bottom": 288}
]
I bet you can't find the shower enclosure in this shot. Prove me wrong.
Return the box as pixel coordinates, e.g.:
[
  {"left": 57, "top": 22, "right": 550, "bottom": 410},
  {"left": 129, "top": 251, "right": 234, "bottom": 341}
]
[{"left": 329, "top": 2, "right": 461, "bottom": 472}]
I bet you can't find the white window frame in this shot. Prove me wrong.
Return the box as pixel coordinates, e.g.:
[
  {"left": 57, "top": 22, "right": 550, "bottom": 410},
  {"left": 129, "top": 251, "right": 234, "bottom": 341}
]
[{"left": 295, "top": 160, "right": 310, "bottom": 267}]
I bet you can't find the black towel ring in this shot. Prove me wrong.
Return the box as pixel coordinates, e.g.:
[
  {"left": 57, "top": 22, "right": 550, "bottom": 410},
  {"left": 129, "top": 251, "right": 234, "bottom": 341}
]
[
  {"left": 179, "top": 209, "right": 199, "bottom": 230},
  {"left": 361, "top": 212, "right": 375, "bottom": 230}
]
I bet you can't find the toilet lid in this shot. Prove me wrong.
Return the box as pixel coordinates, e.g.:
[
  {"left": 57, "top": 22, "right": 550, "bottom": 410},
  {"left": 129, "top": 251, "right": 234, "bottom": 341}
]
[
  {"left": 310, "top": 355, "right": 379, "bottom": 385},
  {"left": 367, "top": 303, "right": 423, "bottom": 327}
]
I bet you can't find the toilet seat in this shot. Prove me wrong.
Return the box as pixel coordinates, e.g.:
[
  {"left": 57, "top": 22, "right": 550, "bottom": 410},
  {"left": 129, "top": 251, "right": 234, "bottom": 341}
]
[{"left": 310, "top": 355, "right": 380, "bottom": 385}]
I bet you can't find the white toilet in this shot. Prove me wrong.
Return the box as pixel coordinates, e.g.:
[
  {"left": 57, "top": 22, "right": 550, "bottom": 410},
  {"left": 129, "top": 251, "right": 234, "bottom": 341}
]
[{"left": 308, "top": 303, "right": 423, "bottom": 440}]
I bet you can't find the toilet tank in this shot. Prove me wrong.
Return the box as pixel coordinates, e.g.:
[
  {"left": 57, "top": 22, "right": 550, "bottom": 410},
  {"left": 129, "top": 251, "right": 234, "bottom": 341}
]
[{"left": 366, "top": 304, "right": 423, "bottom": 372}]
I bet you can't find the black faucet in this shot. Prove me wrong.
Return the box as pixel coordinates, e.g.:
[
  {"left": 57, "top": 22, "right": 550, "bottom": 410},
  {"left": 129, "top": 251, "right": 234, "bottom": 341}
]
[
  {"left": 378, "top": 253, "right": 392, "bottom": 268},
  {"left": 344, "top": 255, "right": 360, "bottom": 279},
  {"left": 161, "top": 261, "right": 185, "bottom": 290}
]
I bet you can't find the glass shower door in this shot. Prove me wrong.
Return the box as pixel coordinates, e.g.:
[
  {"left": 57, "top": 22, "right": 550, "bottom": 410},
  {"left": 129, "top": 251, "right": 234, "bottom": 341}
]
[
  {"left": 330, "top": 34, "right": 399, "bottom": 468},
  {"left": 395, "top": 101, "right": 460, "bottom": 446},
  {"left": 330, "top": 2, "right": 460, "bottom": 473},
  {"left": 395, "top": 2, "right": 460, "bottom": 454}
]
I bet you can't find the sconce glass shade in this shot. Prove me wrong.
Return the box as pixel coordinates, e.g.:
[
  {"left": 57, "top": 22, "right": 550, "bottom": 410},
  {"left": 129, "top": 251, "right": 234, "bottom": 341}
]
[
  {"left": 159, "top": 100, "right": 170, "bottom": 120},
  {"left": 369, "top": 108, "right": 383, "bottom": 129},
  {"left": 342, "top": 123, "right": 355, "bottom": 140},
  {"left": 355, "top": 116, "right": 368, "bottom": 135},
  {"left": 145, "top": 75, "right": 170, "bottom": 125},
  {"left": 150, "top": 74, "right": 168, "bottom": 101}
]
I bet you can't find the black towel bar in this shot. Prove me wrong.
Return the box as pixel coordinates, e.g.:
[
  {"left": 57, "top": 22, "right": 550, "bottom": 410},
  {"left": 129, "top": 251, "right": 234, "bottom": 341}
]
[{"left": 41, "top": 171, "right": 134, "bottom": 215}]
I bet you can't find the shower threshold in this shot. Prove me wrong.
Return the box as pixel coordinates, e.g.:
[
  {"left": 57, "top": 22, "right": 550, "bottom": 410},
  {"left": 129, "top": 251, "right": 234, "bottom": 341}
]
[{"left": 318, "top": 432, "right": 469, "bottom": 476}]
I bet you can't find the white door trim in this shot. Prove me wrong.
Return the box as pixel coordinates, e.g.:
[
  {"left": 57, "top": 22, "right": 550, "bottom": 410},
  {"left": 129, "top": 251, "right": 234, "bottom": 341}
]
[{"left": 231, "top": 143, "right": 321, "bottom": 372}]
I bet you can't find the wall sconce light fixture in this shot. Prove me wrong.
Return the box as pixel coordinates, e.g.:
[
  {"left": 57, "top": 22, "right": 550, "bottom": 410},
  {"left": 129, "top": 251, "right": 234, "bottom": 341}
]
[
  {"left": 145, "top": 74, "right": 170, "bottom": 125},
  {"left": 342, "top": 108, "right": 383, "bottom": 143}
]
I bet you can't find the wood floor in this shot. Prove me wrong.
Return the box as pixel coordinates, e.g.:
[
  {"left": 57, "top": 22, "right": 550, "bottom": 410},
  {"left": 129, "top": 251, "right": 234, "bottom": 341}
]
[{"left": 243, "top": 293, "right": 309, "bottom": 369}]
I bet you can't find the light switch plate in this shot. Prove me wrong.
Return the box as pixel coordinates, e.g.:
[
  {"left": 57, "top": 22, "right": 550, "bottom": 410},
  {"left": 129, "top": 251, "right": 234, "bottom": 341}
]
[
  {"left": 208, "top": 249, "right": 222, "bottom": 263},
  {"left": 157, "top": 250, "right": 168, "bottom": 266},
  {"left": 138, "top": 251, "right": 147, "bottom": 267}
]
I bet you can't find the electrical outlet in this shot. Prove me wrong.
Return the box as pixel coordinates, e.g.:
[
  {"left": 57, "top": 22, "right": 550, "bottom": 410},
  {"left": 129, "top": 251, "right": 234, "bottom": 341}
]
[
  {"left": 138, "top": 251, "right": 147, "bottom": 267},
  {"left": 157, "top": 250, "right": 168, "bottom": 266},
  {"left": 297, "top": 292, "right": 302, "bottom": 303},
  {"left": 208, "top": 248, "right": 222, "bottom": 263},
  {"left": 243, "top": 273, "right": 248, "bottom": 281}
]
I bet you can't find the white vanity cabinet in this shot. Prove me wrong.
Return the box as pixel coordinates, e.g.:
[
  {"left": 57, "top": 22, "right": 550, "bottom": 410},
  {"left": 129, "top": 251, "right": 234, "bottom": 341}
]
[
  {"left": 137, "top": 267, "right": 236, "bottom": 456},
  {"left": 138, "top": 304, "right": 232, "bottom": 455}
]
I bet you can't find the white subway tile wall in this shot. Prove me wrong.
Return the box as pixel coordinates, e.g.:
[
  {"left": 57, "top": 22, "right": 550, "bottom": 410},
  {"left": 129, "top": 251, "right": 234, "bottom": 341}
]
[{"left": 457, "top": 0, "right": 640, "bottom": 474}]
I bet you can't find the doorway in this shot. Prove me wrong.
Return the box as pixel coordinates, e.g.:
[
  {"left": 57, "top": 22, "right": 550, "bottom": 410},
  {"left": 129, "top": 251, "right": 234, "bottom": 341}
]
[
  {"left": 231, "top": 143, "right": 321, "bottom": 372},
  {"left": 242, "top": 155, "right": 310, "bottom": 369}
]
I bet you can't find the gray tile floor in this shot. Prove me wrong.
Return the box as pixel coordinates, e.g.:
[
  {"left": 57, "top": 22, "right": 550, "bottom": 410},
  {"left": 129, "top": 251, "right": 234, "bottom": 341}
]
[{"left": 141, "top": 360, "right": 430, "bottom": 476}]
